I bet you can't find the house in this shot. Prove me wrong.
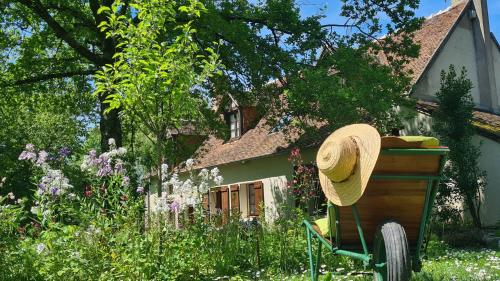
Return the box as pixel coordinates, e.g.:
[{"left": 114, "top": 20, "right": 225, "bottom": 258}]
[{"left": 149, "top": 0, "right": 500, "bottom": 226}]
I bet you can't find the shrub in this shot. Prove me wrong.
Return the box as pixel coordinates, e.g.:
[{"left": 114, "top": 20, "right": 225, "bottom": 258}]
[{"left": 432, "top": 65, "right": 487, "bottom": 229}]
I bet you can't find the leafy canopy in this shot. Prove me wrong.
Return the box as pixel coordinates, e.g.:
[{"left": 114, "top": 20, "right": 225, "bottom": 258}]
[{"left": 95, "top": 0, "right": 220, "bottom": 142}]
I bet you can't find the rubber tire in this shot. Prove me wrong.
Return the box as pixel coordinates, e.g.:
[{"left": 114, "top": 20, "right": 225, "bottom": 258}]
[{"left": 373, "top": 221, "right": 411, "bottom": 281}]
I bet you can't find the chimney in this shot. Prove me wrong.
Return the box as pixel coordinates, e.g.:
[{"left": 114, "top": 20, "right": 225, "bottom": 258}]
[{"left": 469, "top": 0, "right": 499, "bottom": 113}]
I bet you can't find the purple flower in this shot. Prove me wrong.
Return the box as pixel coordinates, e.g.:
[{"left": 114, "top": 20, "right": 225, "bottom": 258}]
[
  {"left": 170, "top": 200, "right": 180, "bottom": 212},
  {"left": 122, "top": 176, "right": 130, "bottom": 187},
  {"left": 136, "top": 186, "right": 144, "bottom": 194},
  {"left": 59, "top": 147, "right": 71, "bottom": 158},
  {"left": 50, "top": 187, "right": 60, "bottom": 196},
  {"left": 19, "top": 143, "right": 37, "bottom": 161},
  {"left": 97, "top": 163, "right": 113, "bottom": 177},
  {"left": 19, "top": 146, "right": 37, "bottom": 162},
  {"left": 114, "top": 160, "right": 125, "bottom": 175},
  {"left": 35, "top": 150, "right": 48, "bottom": 166}
]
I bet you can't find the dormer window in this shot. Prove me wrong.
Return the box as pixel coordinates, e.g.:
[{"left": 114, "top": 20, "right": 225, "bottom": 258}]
[{"left": 229, "top": 111, "right": 241, "bottom": 139}]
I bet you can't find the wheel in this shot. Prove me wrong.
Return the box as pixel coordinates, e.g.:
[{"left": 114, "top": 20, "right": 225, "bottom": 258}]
[{"left": 373, "top": 221, "right": 411, "bottom": 281}]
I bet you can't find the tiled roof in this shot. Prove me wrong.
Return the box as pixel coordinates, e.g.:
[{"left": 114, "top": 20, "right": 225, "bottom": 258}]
[
  {"left": 417, "top": 101, "right": 500, "bottom": 142},
  {"left": 192, "top": 0, "right": 499, "bottom": 169},
  {"left": 404, "top": 0, "right": 469, "bottom": 83},
  {"left": 191, "top": 118, "right": 300, "bottom": 169}
]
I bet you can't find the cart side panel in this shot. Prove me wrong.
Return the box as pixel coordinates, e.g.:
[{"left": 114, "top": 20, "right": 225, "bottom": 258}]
[
  {"left": 337, "top": 153, "right": 442, "bottom": 248},
  {"left": 373, "top": 154, "right": 441, "bottom": 175}
]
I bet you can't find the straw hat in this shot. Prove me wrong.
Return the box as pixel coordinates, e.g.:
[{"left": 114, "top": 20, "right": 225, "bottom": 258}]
[{"left": 316, "top": 124, "right": 381, "bottom": 206}]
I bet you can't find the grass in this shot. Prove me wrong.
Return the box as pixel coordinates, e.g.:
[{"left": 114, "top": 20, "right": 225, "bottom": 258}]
[{"left": 225, "top": 241, "right": 500, "bottom": 280}]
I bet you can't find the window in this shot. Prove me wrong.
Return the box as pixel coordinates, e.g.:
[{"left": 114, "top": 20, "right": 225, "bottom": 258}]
[
  {"left": 229, "top": 111, "right": 241, "bottom": 138},
  {"left": 248, "top": 182, "right": 263, "bottom": 216},
  {"left": 248, "top": 183, "right": 256, "bottom": 214}
]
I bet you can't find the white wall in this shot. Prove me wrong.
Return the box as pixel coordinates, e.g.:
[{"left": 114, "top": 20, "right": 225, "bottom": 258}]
[
  {"left": 413, "top": 15, "right": 481, "bottom": 104},
  {"left": 474, "top": 135, "right": 500, "bottom": 226},
  {"left": 492, "top": 41, "right": 500, "bottom": 110},
  {"left": 211, "top": 149, "right": 316, "bottom": 223},
  {"left": 403, "top": 111, "right": 500, "bottom": 226}
]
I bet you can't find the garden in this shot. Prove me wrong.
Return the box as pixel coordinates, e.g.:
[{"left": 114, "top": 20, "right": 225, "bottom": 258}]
[{"left": 1, "top": 0, "right": 499, "bottom": 280}]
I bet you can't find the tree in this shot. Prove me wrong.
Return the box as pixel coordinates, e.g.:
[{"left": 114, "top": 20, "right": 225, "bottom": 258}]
[
  {"left": 277, "top": 0, "right": 423, "bottom": 134},
  {"left": 95, "top": 0, "right": 219, "bottom": 195},
  {"left": 0, "top": 0, "right": 326, "bottom": 151},
  {"left": 0, "top": 76, "right": 95, "bottom": 198},
  {"left": 433, "top": 65, "right": 486, "bottom": 228},
  {"left": 94, "top": 0, "right": 221, "bottom": 261}
]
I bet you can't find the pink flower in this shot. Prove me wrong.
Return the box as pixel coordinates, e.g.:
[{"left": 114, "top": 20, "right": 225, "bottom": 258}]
[{"left": 84, "top": 186, "right": 92, "bottom": 197}]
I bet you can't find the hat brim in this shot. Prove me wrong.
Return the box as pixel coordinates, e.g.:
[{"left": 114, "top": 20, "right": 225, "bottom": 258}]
[{"left": 318, "top": 124, "right": 381, "bottom": 206}]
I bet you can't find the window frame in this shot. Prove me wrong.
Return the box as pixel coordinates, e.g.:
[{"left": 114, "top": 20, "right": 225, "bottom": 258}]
[{"left": 229, "top": 110, "right": 241, "bottom": 139}]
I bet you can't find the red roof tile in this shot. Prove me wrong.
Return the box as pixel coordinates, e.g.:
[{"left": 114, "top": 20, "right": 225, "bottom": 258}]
[{"left": 406, "top": 1, "right": 469, "bottom": 83}]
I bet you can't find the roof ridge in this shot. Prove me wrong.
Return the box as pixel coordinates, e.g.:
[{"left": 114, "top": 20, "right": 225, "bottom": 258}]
[{"left": 424, "top": 0, "right": 469, "bottom": 20}]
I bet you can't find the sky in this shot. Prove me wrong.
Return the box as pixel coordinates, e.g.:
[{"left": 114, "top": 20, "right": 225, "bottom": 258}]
[{"left": 297, "top": 0, "right": 500, "bottom": 40}]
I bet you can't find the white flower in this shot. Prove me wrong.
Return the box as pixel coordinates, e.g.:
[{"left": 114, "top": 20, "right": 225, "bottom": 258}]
[
  {"left": 185, "top": 158, "right": 195, "bottom": 170},
  {"left": 161, "top": 163, "right": 169, "bottom": 181},
  {"left": 198, "top": 168, "right": 209, "bottom": 179},
  {"left": 16, "top": 198, "right": 23, "bottom": 204},
  {"left": 214, "top": 175, "right": 224, "bottom": 186},
  {"left": 210, "top": 167, "right": 219, "bottom": 178},
  {"left": 108, "top": 138, "right": 116, "bottom": 148},
  {"left": 31, "top": 206, "right": 39, "bottom": 215},
  {"left": 42, "top": 209, "right": 51, "bottom": 220},
  {"left": 116, "top": 147, "right": 127, "bottom": 156},
  {"left": 71, "top": 251, "right": 81, "bottom": 259},
  {"left": 155, "top": 197, "right": 169, "bottom": 213},
  {"left": 198, "top": 182, "right": 209, "bottom": 194},
  {"left": 7, "top": 192, "right": 14, "bottom": 200},
  {"left": 36, "top": 243, "right": 46, "bottom": 254}
]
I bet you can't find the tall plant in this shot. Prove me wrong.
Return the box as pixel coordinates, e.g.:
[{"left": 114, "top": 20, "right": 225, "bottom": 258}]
[
  {"left": 94, "top": 0, "right": 219, "bottom": 198},
  {"left": 94, "top": 0, "right": 220, "bottom": 261},
  {"left": 433, "top": 65, "right": 486, "bottom": 228}
]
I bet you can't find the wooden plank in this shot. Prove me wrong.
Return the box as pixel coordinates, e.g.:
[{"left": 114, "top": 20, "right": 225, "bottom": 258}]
[
  {"left": 230, "top": 184, "right": 239, "bottom": 213},
  {"left": 253, "top": 181, "right": 264, "bottom": 216},
  {"left": 221, "top": 188, "right": 229, "bottom": 224},
  {"left": 374, "top": 154, "right": 441, "bottom": 175},
  {"left": 337, "top": 180, "right": 428, "bottom": 247}
]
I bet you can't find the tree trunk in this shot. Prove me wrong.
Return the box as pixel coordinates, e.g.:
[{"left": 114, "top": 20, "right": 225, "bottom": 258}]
[
  {"left": 99, "top": 93, "right": 122, "bottom": 151},
  {"left": 464, "top": 191, "right": 482, "bottom": 228}
]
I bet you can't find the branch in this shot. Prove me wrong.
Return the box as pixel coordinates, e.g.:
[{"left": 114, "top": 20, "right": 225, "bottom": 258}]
[
  {"left": 17, "top": 0, "right": 105, "bottom": 65},
  {"left": 7, "top": 68, "right": 98, "bottom": 86},
  {"left": 45, "top": 2, "right": 97, "bottom": 30},
  {"left": 119, "top": 0, "right": 130, "bottom": 16}
]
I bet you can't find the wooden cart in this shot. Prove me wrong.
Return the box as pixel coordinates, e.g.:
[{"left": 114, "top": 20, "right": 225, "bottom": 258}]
[{"left": 303, "top": 138, "right": 449, "bottom": 281}]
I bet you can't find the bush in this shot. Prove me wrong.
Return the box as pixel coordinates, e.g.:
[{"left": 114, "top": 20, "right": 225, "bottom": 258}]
[{"left": 432, "top": 65, "right": 486, "bottom": 229}]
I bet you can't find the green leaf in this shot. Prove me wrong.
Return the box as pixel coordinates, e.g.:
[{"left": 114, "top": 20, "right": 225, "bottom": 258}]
[{"left": 97, "top": 6, "right": 111, "bottom": 15}]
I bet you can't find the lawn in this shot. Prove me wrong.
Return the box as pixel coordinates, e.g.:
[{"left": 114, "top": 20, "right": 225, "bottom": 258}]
[{"left": 230, "top": 241, "right": 500, "bottom": 280}]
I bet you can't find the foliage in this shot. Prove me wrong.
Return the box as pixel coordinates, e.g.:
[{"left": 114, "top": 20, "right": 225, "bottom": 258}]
[
  {"left": 94, "top": 0, "right": 220, "bottom": 203},
  {"left": 0, "top": 141, "right": 327, "bottom": 280},
  {"left": 287, "top": 147, "right": 323, "bottom": 214},
  {"left": 432, "top": 65, "right": 486, "bottom": 228},
  {"left": 0, "top": 84, "right": 95, "bottom": 199},
  {"left": 1, "top": 0, "right": 327, "bottom": 150},
  {"left": 279, "top": 0, "right": 423, "bottom": 134}
]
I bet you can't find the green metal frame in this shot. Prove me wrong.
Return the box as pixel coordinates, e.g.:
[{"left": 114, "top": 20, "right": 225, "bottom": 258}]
[{"left": 303, "top": 147, "right": 449, "bottom": 281}]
